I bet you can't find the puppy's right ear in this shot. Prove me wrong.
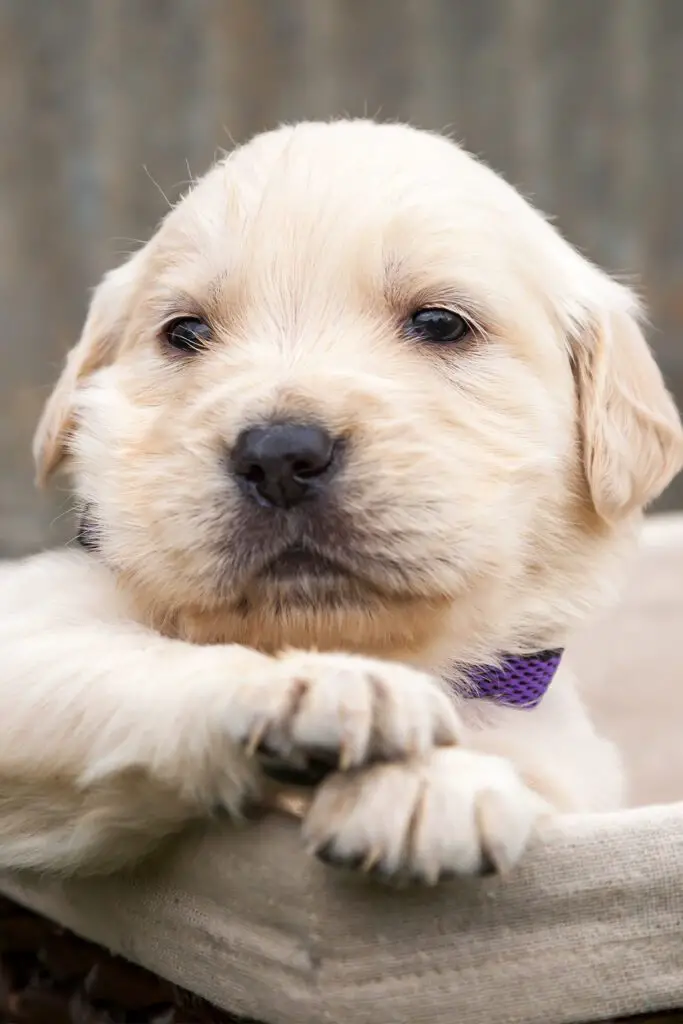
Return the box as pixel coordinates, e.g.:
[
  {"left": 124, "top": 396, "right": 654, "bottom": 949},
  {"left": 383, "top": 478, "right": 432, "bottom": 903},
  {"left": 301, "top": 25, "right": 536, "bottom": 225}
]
[
  {"left": 571, "top": 284, "right": 683, "bottom": 520},
  {"left": 33, "top": 252, "right": 142, "bottom": 485}
]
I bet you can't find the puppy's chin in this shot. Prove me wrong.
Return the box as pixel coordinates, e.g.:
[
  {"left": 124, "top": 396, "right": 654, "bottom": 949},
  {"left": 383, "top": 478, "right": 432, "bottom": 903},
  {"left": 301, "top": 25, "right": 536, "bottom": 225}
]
[
  {"left": 238, "top": 570, "right": 382, "bottom": 615},
  {"left": 80, "top": 504, "right": 453, "bottom": 652},
  {"left": 120, "top": 549, "right": 453, "bottom": 660},
  {"left": 241, "top": 546, "right": 387, "bottom": 612}
]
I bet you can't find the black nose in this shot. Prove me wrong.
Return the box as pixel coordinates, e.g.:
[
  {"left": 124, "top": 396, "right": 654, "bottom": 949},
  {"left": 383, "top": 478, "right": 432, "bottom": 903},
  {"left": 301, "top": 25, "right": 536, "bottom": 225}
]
[{"left": 231, "top": 423, "right": 339, "bottom": 509}]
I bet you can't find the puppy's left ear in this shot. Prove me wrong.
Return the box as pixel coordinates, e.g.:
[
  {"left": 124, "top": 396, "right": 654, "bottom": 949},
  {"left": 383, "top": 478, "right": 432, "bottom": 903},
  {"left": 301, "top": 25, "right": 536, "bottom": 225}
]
[
  {"left": 33, "top": 251, "right": 143, "bottom": 485},
  {"left": 572, "top": 286, "right": 683, "bottom": 521}
]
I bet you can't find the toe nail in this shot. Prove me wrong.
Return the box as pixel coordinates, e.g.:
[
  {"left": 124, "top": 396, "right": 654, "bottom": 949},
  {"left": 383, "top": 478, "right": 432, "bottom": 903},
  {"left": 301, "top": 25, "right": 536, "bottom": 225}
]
[{"left": 316, "top": 843, "right": 365, "bottom": 870}]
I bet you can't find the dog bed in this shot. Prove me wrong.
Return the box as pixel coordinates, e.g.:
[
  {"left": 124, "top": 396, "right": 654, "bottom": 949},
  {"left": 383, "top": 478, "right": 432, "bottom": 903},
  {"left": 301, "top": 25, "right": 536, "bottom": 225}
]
[{"left": 1, "top": 514, "right": 683, "bottom": 1024}]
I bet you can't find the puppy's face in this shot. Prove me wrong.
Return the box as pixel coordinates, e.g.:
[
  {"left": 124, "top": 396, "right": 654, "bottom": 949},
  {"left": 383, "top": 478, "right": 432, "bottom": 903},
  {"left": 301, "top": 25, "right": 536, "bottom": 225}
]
[{"left": 35, "top": 122, "right": 683, "bottom": 665}]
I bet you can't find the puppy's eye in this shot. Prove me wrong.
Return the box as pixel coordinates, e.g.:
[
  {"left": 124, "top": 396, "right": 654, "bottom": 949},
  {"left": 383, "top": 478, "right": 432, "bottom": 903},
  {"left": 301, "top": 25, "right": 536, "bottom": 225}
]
[
  {"left": 409, "top": 307, "right": 471, "bottom": 344},
  {"left": 163, "top": 316, "right": 212, "bottom": 353}
]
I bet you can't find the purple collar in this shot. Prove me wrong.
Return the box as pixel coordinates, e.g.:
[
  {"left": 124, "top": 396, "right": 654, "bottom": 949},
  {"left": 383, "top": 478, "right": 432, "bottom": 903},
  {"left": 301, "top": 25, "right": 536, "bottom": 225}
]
[{"left": 460, "top": 649, "right": 563, "bottom": 708}]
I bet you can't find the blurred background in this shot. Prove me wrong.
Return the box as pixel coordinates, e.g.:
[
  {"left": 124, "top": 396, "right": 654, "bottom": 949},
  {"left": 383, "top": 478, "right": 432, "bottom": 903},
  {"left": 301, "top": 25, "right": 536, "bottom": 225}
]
[{"left": 1, "top": 0, "right": 682, "bottom": 557}]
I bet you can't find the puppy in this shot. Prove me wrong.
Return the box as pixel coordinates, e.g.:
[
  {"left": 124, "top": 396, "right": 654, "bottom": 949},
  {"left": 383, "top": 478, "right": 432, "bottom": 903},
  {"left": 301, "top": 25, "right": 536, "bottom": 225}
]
[{"left": 1, "top": 120, "right": 681, "bottom": 883}]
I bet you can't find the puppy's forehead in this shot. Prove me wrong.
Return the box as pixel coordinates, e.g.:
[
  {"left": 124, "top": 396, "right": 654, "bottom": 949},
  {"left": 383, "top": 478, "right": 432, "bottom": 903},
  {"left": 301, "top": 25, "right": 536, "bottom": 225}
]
[
  {"left": 169, "top": 121, "right": 532, "bottom": 260},
  {"left": 222, "top": 120, "right": 489, "bottom": 202},
  {"left": 149, "top": 120, "right": 595, "bottom": 330}
]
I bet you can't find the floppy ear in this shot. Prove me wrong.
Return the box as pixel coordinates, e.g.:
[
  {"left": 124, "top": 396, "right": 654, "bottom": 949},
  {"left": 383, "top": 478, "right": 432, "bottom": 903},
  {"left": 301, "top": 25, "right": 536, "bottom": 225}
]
[
  {"left": 572, "top": 288, "right": 683, "bottom": 521},
  {"left": 33, "top": 253, "right": 142, "bottom": 485}
]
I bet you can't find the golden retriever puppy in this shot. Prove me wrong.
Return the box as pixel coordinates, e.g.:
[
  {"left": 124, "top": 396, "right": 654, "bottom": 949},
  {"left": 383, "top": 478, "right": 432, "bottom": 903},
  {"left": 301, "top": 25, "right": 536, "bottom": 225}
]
[{"left": 1, "top": 120, "right": 681, "bottom": 882}]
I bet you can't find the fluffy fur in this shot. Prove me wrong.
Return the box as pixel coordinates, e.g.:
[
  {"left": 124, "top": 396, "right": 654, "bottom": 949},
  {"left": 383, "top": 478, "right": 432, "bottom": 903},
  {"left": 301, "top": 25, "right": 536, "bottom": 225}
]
[{"left": 1, "top": 120, "right": 681, "bottom": 881}]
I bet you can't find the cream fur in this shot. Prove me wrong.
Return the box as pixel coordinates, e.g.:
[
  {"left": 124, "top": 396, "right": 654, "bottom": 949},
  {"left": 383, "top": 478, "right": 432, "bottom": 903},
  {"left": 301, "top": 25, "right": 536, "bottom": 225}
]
[{"left": 2, "top": 119, "right": 682, "bottom": 881}]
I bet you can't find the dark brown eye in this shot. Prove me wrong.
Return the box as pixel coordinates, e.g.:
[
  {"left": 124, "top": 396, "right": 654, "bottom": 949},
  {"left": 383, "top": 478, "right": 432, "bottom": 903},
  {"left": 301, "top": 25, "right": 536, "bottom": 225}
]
[
  {"left": 409, "top": 307, "right": 471, "bottom": 344},
  {"left": 163, "top": 316, "right": 212, "bottom": 353}
]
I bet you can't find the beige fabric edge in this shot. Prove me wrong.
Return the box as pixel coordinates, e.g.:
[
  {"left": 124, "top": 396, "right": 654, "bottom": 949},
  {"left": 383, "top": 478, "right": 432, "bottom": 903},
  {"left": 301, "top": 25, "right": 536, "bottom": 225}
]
[
  {"left": 1, "top": 513, "right": 682, "bottom": 1024},
  {"left": 2, "top": 804, "right": 683, "bottom": 1024}
]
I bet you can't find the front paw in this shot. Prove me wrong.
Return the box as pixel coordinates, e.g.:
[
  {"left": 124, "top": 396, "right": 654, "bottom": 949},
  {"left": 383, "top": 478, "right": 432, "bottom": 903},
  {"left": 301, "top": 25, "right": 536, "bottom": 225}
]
[
  {"left": 302, "top": 748, "right": 550, "bottom": 884},
  {"left": 227, "top": 652, "right": 462, "bottom": 784}
]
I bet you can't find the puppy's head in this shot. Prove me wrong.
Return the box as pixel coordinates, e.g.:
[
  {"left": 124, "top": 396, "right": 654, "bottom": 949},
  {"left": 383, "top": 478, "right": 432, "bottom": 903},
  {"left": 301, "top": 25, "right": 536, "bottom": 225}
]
[{"left": 34, "top": 121, "right": 683, "bottom": 665}]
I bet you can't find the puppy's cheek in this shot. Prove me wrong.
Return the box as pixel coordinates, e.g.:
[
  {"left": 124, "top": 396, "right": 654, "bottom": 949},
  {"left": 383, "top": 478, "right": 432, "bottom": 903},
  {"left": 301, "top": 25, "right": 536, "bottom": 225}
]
[{"left": 74, "top": 439, "right": 230, "bottom": 590}]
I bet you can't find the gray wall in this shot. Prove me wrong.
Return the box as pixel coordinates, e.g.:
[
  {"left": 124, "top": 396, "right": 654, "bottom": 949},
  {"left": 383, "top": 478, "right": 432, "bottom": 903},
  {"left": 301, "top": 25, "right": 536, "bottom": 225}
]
[{"left": 2, "top": 0, "right": 682, "bottom": 556}]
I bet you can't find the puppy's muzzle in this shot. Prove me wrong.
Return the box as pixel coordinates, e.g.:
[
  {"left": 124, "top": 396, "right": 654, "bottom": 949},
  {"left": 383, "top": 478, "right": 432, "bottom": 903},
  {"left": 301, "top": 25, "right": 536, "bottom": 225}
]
[{"left": 231, "top": 421, "right": 341, "bottom": 509}]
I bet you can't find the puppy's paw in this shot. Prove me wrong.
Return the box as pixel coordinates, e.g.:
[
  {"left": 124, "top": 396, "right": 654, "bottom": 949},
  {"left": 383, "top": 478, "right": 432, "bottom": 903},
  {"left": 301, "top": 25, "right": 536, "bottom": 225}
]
[
  {"left": 303, "top": 748, "right": 550, "bottom": 883},
  {"left": 228, "top": 652, "right": 462, "bottom": 783}
]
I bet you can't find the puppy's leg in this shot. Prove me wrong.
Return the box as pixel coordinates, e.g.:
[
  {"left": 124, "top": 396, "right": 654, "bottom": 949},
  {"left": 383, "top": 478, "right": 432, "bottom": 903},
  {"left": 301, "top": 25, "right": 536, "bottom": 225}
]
[
  {"left": 303, "top": 676, "right": 623, "bottom": 883},
  {"left": 0, "top": 552, "right": 461, "bottom": 874},
  {"left": 465, "top": 676, "right": 625, "bottom": 814}
]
